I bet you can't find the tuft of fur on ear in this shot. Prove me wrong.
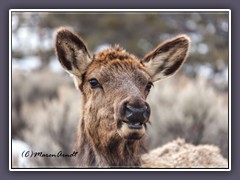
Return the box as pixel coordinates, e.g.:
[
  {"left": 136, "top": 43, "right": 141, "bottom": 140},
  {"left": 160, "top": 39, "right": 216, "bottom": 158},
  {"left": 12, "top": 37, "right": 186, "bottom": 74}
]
[
  {"left": 55, "top": 27, "right": 92, "bottom": 88},
  {"left": 142, "top": 35, "right": 190, "bottom": 82}
]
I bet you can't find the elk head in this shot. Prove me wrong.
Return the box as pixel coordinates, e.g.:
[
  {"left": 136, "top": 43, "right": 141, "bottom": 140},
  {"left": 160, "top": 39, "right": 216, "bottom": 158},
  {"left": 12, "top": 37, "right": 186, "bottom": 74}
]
[{"left": 55, "top": 28, "right": 190, "bottom": 142}]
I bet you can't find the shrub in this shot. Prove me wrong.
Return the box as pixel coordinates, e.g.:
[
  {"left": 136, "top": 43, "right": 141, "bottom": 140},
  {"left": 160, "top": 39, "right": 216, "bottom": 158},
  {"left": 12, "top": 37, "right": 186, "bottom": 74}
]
[{"left": 146, "top": 75, "right": 228, "bottom": 158}]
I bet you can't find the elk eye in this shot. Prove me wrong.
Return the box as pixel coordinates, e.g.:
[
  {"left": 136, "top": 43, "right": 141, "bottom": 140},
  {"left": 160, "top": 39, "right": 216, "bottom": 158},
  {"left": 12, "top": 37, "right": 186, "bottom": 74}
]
[
  {"left": 146, "top": 82, "right": 153, "bottom": 92},
  {"left": 88, "top": 78, "right": 101, "bottom": 89}
]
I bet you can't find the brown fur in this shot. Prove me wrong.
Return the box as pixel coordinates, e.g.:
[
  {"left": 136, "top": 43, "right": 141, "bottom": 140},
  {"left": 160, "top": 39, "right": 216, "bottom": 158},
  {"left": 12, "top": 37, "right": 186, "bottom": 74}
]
[{"left": 76, "top": 48, "right": 150, "bottom": 167}]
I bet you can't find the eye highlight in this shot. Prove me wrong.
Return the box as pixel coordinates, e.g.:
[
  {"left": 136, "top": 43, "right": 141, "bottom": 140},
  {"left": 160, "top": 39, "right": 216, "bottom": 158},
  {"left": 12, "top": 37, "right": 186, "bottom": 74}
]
[
  {"left": 145, "top": 82, "right": 153, "bottom": 92},
  {"left": 88, "top": 78, "right": 101, "bottom": 89}
]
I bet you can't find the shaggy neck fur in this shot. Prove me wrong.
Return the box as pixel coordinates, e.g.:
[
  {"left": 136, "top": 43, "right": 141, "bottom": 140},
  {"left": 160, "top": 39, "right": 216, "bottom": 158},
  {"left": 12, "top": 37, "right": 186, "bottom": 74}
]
[{"left": 75, "top": 116, "right": 146, "bottom": 168}]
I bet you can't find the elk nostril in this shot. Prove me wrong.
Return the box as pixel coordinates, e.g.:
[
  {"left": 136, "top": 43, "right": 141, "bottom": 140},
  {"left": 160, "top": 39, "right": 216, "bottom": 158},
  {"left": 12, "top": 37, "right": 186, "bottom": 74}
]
[
  {"left": 125, "top": 109, "right": 133, "bottom": 118},
  {"left": 125, "top": 104, "right": 134, "bottom": 119},
  {"left": 143, "top": 108, "right": 150, "bottom": 119}
]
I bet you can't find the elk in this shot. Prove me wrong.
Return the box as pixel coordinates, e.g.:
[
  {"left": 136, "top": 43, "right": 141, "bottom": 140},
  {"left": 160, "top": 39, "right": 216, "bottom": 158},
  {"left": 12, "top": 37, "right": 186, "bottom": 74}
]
[{"left": 55, "top": 28, "right": 228, "bottom": 168}]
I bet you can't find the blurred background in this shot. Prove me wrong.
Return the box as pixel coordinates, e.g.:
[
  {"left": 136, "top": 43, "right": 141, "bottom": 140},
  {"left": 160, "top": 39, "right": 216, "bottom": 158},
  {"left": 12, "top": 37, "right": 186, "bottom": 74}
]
[{"left": 11, "top": 11, "right": 229, "bottom": 168}]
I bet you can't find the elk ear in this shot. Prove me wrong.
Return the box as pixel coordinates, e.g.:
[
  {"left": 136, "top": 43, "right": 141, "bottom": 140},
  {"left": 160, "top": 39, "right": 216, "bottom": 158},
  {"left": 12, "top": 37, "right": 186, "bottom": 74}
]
[
  {"left": 55, "top": 28, "right": 92, "bottom": 86},
  {"left": 142, "top": 35, "right": 190, "bottom": 82}
]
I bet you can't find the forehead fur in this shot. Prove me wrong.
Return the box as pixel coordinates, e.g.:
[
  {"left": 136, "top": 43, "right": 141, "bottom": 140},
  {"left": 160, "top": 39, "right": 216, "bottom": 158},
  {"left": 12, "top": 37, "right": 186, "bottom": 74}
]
[
  {"left": 94, "top": 45, "right": 136, "bottom": 62},
  {"left": 87, "top": 45, "right": 149, "bottom": 76}
]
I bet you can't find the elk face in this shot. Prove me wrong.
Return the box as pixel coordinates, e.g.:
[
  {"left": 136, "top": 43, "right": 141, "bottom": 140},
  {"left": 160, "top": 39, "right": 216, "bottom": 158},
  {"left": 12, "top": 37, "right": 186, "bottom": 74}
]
[
  {"left": 86, "top": 52, "right": 153, "bottom": 140},
  {"left": 55, "top": 28, "right": 190, "bottom": 141}
]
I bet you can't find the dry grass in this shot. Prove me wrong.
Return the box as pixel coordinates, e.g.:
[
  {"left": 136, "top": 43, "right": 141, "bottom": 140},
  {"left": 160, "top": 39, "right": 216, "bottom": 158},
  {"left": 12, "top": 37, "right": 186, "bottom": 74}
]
[{"left": 142, "top": 138, "right": 228, "bottom": 168}]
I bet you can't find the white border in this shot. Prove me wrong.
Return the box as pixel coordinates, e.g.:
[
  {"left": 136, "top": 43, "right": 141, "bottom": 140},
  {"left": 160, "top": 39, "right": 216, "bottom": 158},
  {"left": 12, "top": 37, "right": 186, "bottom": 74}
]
[
  {"left": 228, "top": 10, "right": 231, "bottom": 171},
  {"left": 10, "top": 9, "right": 230, "bottom": 11},
  {"left": 9, "top": 9, "right": 231, "bottom": 171},
  {"left": 9, "top": 9, "right": 12, "bottom": 171}
]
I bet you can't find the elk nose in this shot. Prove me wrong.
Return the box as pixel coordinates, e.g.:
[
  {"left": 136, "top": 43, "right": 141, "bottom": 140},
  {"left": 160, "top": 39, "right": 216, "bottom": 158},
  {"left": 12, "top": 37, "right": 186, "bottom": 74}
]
[{"left": 125, "top": 103, "right": 150, "bottom": 124}]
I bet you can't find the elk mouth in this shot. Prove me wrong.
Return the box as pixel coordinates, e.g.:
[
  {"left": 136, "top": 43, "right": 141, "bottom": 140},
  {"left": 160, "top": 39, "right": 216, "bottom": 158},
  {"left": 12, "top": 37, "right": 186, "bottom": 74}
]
[
  {"left": 123, "top": 121, "right": 144, "bottom": 129},
  {"left": 117, "top": 120, "right": 146, "bottom": 140}
]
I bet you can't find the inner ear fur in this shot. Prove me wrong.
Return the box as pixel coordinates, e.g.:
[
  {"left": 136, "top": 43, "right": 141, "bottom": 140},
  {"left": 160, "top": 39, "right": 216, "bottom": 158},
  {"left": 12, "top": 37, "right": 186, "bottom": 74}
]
[
  {"left": 142, "top": 35, "right": 190, "bottom": 82},
  {"left": 55, "top": 27, "right": 92, "bottom": 77}
]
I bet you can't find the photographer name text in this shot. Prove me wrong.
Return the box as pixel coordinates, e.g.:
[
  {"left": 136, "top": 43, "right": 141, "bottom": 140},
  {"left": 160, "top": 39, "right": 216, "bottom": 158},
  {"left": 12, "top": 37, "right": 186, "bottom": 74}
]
[{"left": 21, "top": 150, "right": 78, "bottom": 158}]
